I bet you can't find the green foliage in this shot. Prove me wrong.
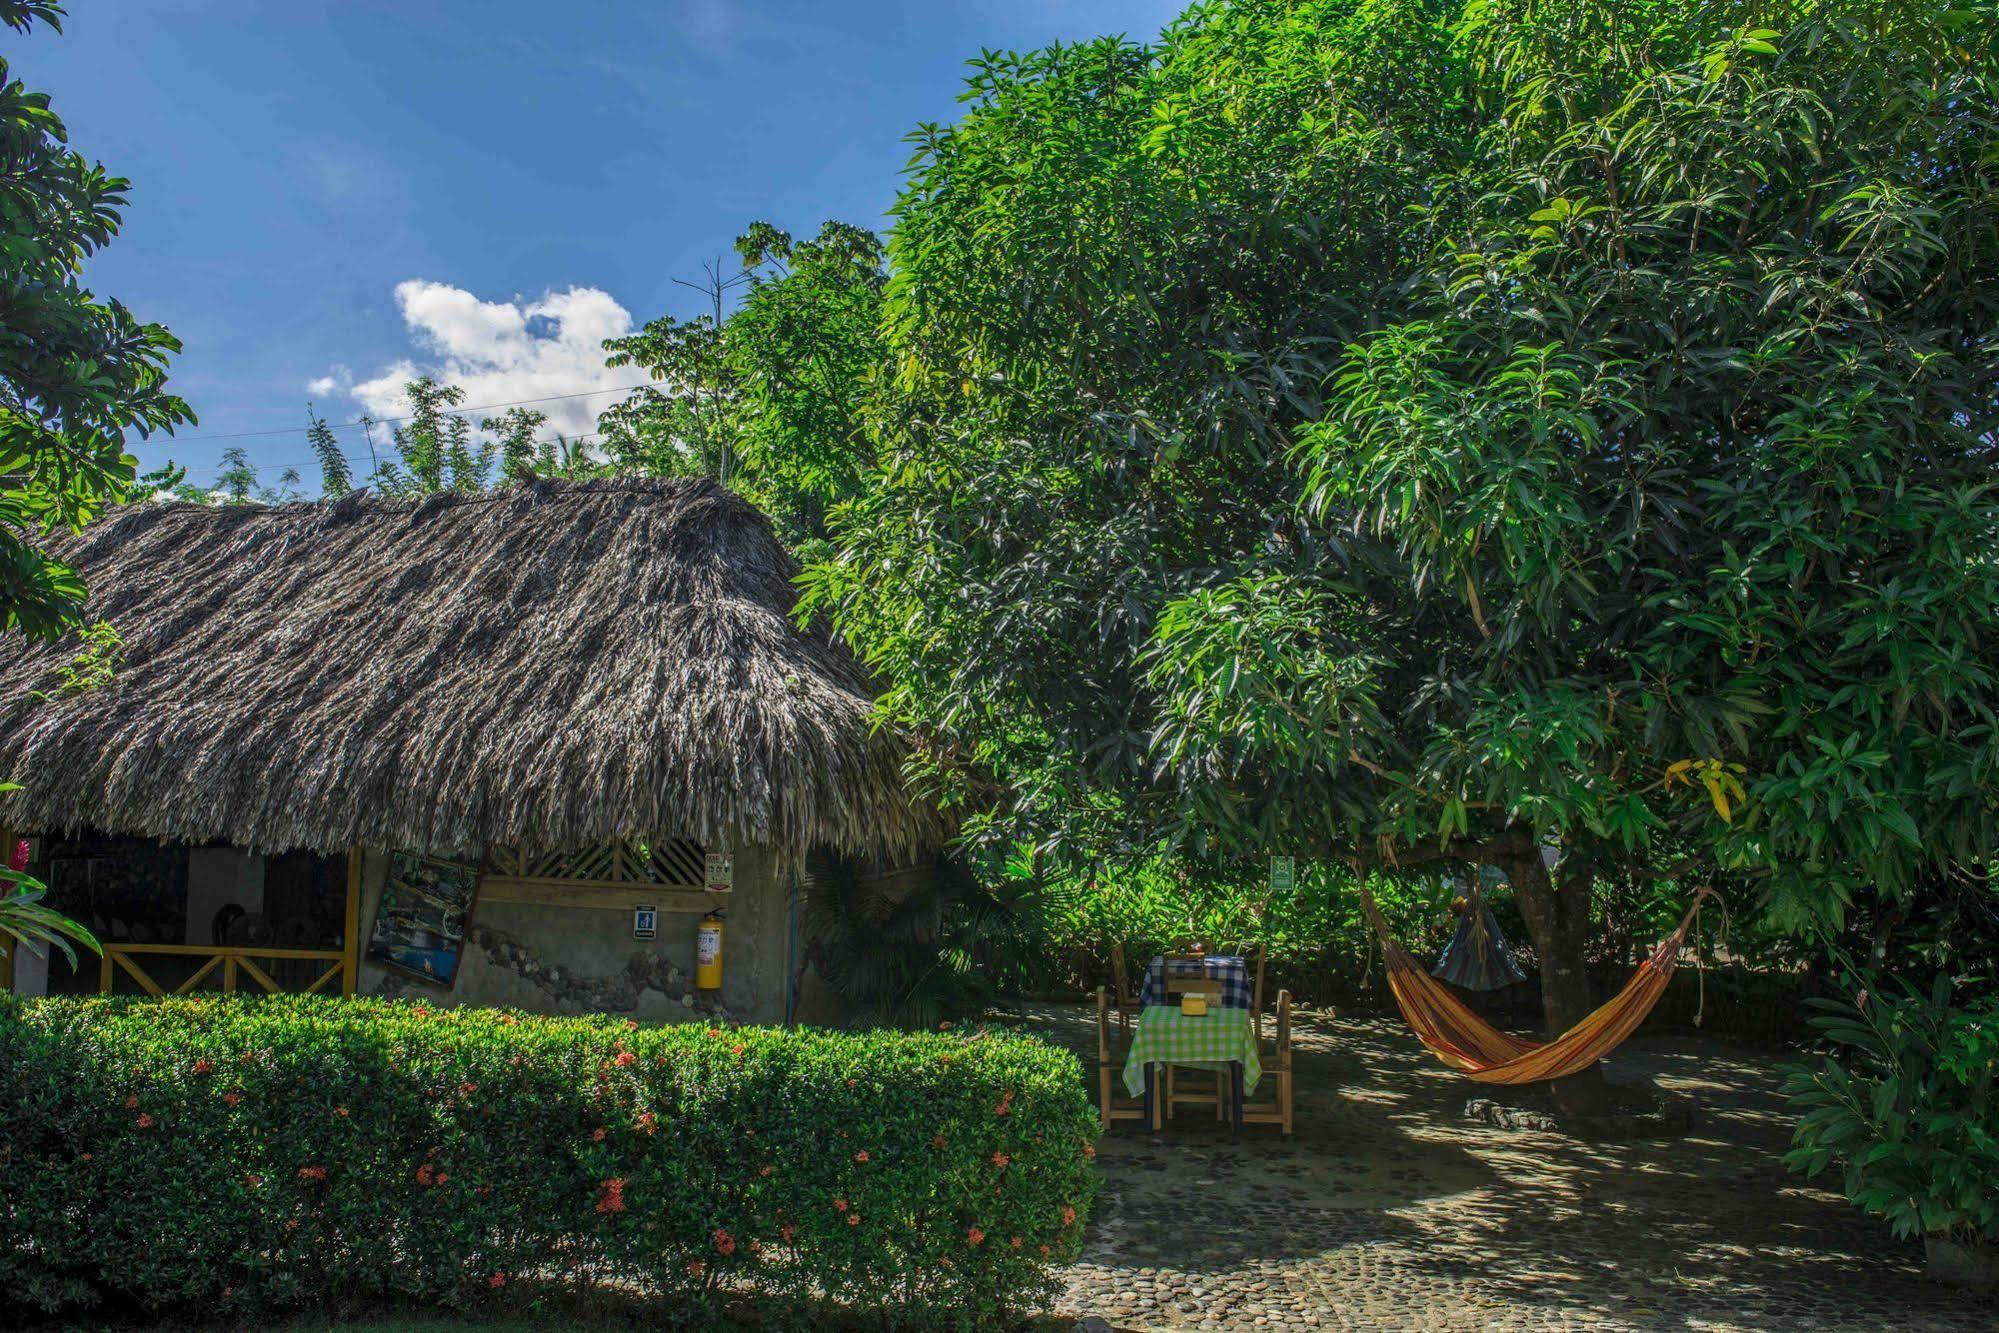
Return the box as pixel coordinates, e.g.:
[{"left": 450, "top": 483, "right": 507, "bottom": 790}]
[
  {"left": 369, "top": 378, "right": 491, "bottom": 497},
  {"left": 803, "top": 854, "right": 1049, "bottom": 1028},
  {"left": 806, "top": 0, "right": 1999, "bottom": 960},
  {"left": 0, "top": 1, "right": 193, "bottom": 640},
  {"left": 1783, "top": 976, "right": 1999, "bottom": 1243},
  {"left": 599, "top": 220, "right": 887, "bottom": 550},
  {"left": 307, "top": 409, "right": 352, "bottom": 497},
  {"left": 0, "top": 995, "right": 1099, "bottom": 1328},
  {"left": 484, "top": 405, "right": 547, "bottom": 485},
  {"left": 28, "top": 614, "right": 118, "bottom": 699}
]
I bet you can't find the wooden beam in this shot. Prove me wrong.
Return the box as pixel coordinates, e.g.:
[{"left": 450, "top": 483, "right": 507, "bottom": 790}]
[
  {"left": 343, "top": 846, "right": 363, "bottom": 997},
  {"left": 235, "top": 955, "right": 280, "bottom": 994},
  {"left": 100, "top": 943, "right": 343, "bottom": 961},
  {"left": 110, "top": 950, "right": 164, "bottom": 997},
  {"left": 304, "top": 960, "right": 344, "bottom": 995},
  {"left": 478, "top": 878, "right": 728, "bottom": 913},
  {"left": 173, "top": 954, "right": 224, "bottom": 995}
]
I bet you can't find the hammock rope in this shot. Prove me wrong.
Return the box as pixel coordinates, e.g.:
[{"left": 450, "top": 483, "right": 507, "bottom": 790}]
[{"left": 1360, "top": 884, "right": 1714, "bottom": 1085}]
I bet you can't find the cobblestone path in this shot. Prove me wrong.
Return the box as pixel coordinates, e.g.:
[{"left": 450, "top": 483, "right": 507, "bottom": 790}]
[{"left": 1028, "top": 1004, "right": 1996, "bottom": 1331}]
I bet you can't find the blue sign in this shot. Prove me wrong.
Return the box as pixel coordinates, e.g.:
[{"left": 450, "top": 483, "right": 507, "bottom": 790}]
[{"left": 633, "top": 905, "right": 658, "bottom": 940}]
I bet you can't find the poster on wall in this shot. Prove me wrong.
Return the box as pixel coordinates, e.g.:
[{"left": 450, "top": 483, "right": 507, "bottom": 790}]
[{"left": 365, "top": 852, "right": 480, "bottom": 988}]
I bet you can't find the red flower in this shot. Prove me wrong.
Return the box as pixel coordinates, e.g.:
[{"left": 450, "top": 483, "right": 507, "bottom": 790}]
[
  {"left": 591, "top": 1127, "right": 607, "bottom": 1142},
  {"left": 1062, "top": 1205, "right": 1077, "bottom": 1226},
  {"left": 1082, "top": 1144, "right": 1096, "bottom": 1160},
  {"left": 615, "top": 1050, "right": 636, "bottom": 1068},
  {"left": 298, "top": 1165, "right": 327, "bottom": 1182},
  {"left": 417, "top": 1164, "right": 436, "bottom": 1187},
  {"left": 637, "top": 1112, "right": 657, "bottom": 1134},
  {"left": 731, "top": 1043, "right": 746, "bottom": 1056},
  {"left": 706, "top": 1027, "right": 722, "bottom": 1038},
  {"left": 135, "top": 1112, "right": 154, "bottom": 1129},
  {"left": 1039, "top": 1244, "right": 1052, "bottom": 1256},
  {"left": 124, "top": 1094, "right": 140, "bottom": 1110},
  {"left": 759, "top": 1165, "right": 774, "bottom": 1178},
  {"left": 991, "top": 1152, "right": 1010, "bottom": 1169},
  {"left": 335, "top": 1106, "right": 349, "bottom": 1117},
  {"left": 193, "top": 1058, "right": 213, "bottom": 1076},
  {"left": 688, "top": 1258, "right": 707, "bottom": 1278},
  {"left": 853, "top": 1150, "right": 870, "bottom": 1163},
  {"left": 244, "top": 1172, "right": 262, "bottom": 1188},
  {"left": 967, "top": 1227, "right": 985, "bottom": 1246},
  {"left": 624, "top": 1019, "right": 639, "bottom": 1031},
  {"left": 595, "top": 1178, "right": 627, "bottom": 1214},
  {"left": 1011, "top": 1235, "right": 1023, "bottom": 1249},
  {"left": 712, "top": 1228, "right": 736, "bottom": 1256},
  {"left": 932, "top": 1133, "right": 948, "bottom": 1149},
  {"left": 477, "top": 1184, "right": 493, "bottom": 1198},
  {"left": 459, "top": 1081, "right": 477, "bottom": 1097},
  {"left": 833, "top": 1197, "right": 849, "bottom": 1213},
  {"left": 223, "top": 1091, "right": 242, "bottom": 1108},
  {"left": 846, "top": 1213, "right": 861, "bottom": 1227},
  {"left": 780, "top": 1223, "right": 796, "bottom": 1243},
  {"left": 436, "top": 1172, "right": 450, "bottom": 1185},
  {"left": 488, "top": 1272, "right": 506, "bottom": 1289}
]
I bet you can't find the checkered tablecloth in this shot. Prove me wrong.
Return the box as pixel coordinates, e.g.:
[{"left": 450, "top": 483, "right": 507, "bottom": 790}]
[
  {"left": 1136, "top": 953, "right": 1252, "bottom": 1011},
  {"left": 1122, "top": 1005, "right": 1262, "bottom": 1096}
]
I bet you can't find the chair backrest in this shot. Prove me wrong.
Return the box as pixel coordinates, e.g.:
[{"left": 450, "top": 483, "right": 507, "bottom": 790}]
[
  {"left": 1249, "top": 941, "right": 1268, "bottom": 1015},
  {"left": 1109, "top": 942, "right": 1133, "bottom": 1008},
  {"left": 1275, "top": 988, "right": 1293, "bottom": 1059},
  {"left": 1095, "top": 986, "right": 1112, "bottom": 1062}
]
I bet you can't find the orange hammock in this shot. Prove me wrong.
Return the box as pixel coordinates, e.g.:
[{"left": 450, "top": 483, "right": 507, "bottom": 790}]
[{"left": 1360, "top": 886, "right": 1712, "bottom": 1084}]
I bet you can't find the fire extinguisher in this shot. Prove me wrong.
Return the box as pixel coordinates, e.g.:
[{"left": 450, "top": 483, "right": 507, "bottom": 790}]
[{"left": 696, "top": 912, "right": 724, "bottom": 991}]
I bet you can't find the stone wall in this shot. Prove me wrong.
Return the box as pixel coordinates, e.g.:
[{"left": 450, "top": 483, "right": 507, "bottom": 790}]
[{"left": 354, "top": 845, "right": 796, "bottom": 1025}]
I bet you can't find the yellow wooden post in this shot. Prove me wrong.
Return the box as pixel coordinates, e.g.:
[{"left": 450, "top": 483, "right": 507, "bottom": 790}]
[
  {"left": 342, "top": 846, "right": 363, "bottom": 997},
  {"left": 223, "top": 956, "right": 238, "bottom": 994},
  {"left": 99, "top": 949, "right": 113, "bottom": 995}
]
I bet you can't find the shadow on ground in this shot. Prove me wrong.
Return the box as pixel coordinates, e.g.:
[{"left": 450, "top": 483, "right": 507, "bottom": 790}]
[{"left": 1017, "top": 1002, "right": 1998, "bottom": 1331}]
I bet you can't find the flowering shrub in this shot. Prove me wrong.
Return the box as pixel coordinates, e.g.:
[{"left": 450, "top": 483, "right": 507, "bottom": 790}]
[{"left": 0, "top": 995, "right": 1098, "bottom": 1328}]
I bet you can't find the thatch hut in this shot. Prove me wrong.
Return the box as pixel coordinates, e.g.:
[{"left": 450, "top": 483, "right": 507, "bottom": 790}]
[{"left": 0, "top": 477, "right": 945, "bottom": 1021}]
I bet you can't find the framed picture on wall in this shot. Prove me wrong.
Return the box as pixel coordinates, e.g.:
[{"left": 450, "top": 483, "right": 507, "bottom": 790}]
[{"left": 365, "top": 852, "right": 480, "bottom": 988}]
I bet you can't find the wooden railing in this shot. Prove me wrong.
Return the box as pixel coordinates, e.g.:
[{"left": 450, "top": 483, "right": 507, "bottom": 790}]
[{"left": 99, "top": 943, "right": 351, "bottom": 997}]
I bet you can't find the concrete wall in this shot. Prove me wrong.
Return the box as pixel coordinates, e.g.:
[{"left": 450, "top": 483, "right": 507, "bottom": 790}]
[{"left": 354, "top": 845, "right": 796, "bottom": 1025}]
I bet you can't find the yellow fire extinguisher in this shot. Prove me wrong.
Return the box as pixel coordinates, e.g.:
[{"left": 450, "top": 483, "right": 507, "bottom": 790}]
[{"left": 696, "top": 912, "right": 724, "bottom": 991}]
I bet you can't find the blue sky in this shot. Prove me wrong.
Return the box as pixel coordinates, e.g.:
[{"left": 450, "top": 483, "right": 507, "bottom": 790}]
[{"left": 24, "top": 0, "right": 1183, "bottom": 486}]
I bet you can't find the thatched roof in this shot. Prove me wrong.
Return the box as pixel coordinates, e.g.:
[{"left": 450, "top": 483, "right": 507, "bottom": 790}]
[{"left": 0, "top": 478, "right": 944, "bottom": 860}]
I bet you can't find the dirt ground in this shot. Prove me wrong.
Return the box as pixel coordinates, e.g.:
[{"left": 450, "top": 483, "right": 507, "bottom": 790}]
[{"left": 1025, "top": 1003, "right": 1998, "bottom": 1332}]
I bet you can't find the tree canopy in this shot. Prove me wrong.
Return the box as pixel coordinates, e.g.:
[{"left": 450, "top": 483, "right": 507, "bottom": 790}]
[
  {"left": 801, "top": 0, "right": 1999, "bottom": 1092},
  {"left": 0, "top": 0, "right": 192, "bottom": 640}
]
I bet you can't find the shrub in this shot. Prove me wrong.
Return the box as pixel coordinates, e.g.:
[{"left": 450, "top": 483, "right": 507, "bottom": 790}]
[
  {"left": 1782, "top": 977, "right": 1999, "bottom": 1246},
  {"left": 0, "top": 994, "right": 1099, "bottom": 1328}
]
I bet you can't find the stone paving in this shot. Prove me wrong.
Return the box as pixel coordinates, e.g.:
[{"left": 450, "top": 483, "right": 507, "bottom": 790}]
[{"left": 1024, "top": 1003, "right": 1998, "bottom": 1332}]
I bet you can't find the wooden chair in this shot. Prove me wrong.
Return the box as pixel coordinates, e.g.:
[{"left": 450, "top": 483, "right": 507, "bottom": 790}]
[
  {"left": 1095, "top": 986, "right": 1158, "bottom": 1131},
  {"left": 1107, "top": 942, "right": 1142, "bottom": 1037},
  {"left": 1237, "top": 988, "right": 1295, "bottom": 1135}
]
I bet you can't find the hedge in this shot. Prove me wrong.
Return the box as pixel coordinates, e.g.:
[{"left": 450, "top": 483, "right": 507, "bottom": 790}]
[{"left": 0, "top": 995, "right": 1099, "bottom": 1328}]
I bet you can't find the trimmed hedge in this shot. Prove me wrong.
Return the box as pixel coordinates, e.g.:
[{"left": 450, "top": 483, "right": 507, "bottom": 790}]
[{"left": 0, "top": 995, "right": 1099, "bottom": 1328}]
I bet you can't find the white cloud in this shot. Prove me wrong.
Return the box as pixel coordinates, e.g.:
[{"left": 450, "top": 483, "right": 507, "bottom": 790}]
[{"left": 321, "top": 281, "right": 643, "bottom": 441}]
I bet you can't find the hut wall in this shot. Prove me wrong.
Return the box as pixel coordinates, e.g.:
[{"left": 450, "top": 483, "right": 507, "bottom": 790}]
[{"left": 353, "top": 846, "right": 794, "bottom": 1024}]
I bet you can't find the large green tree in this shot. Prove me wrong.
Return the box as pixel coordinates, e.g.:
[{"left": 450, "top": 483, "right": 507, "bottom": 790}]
[
  {"left": 598, "top": 220, "right": 888, "bottom": 549},
  {"left": 808, "top": 0, "right": 1999, "bottom": 1109},
  {"left": 0, "top": 1, "right": 191, "bottom": 639},
  {"left": 0, "top": 0, "right": 190, "bottom": 965}
]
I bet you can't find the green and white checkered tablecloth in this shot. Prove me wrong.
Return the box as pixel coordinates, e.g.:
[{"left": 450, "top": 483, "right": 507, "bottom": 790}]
[{"left": 1122, "top": 1005, "right": 1262, "bottom": 1096}]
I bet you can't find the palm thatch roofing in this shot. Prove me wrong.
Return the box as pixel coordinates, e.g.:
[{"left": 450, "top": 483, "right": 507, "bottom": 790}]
[{"left": 0, "top": 477, "right": 944, "bottom": 861}]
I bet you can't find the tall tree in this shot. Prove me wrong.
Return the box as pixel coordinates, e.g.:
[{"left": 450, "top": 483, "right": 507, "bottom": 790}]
[
  {"left": 808, "top": 0, "right": 1999, "bottom": 1110},
  {"left": 598, "top": 220, "right": 889, "bottom": 549},
  {"left": 306, "top": 408, "right": 351, "bottom": 497},
  {"left": 0, "top": 0, "right": 193, "bottom": 640},
  {"left": 0, "top": 0, "right": 190, "bottom": 965}
]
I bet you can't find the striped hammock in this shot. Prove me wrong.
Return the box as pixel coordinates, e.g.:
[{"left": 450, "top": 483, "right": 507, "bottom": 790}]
[{"left": 1361, "top": 886, "right": 1711, "bottom": 1085}]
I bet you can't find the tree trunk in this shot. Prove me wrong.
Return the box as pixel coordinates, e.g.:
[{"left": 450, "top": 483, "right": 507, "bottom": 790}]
[{"left": 1498, "top": 849, "right": 1610, "bottom": 1115}]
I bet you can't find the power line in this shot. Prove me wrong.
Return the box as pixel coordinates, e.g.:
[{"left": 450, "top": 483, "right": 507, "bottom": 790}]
[
  {"left": 176, "top": 429, "right": 609, "bottom": 480},
  {"left": 165, "top": 383, "right": 656, "bottom": 444}
]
